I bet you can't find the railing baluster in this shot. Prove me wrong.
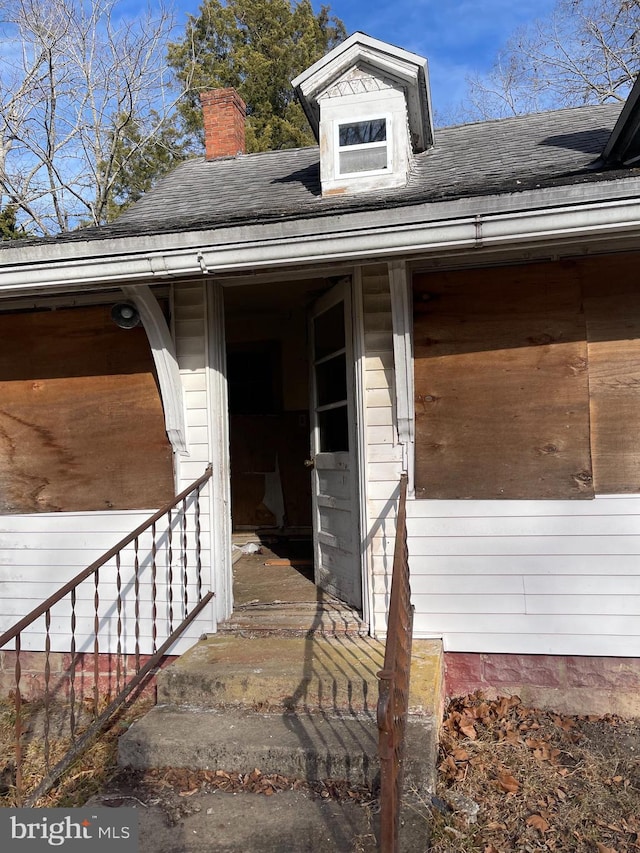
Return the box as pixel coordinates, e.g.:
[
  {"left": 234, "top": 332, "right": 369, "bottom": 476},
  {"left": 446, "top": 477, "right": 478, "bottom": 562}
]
[
  {"left": 134, "top": 536, "right": 140, "bottom": 675},
  {"left": 14, "top": 632, "right": 23, "bottom": 805},
  {"left": 93, "top": 567, "right": 100, "bottom": 715},
  {"left": 182, "top": 497, "right": 188, "bottom": 618},
  {"left": 151, "top": 521, "right": 158, "bottom": 655},
  {"left": 116, "top": 552, "right": 123, "bottom": 694},
  {"left": 44, "top": 610, "right": 51, "bottom": 772},
  {"left": 69, "top": 589, "right": 77, "bottom": 741},
  {"left": 0, "top": 465, "right": 213, "bottom": 806},
  {"left": 195, "top": 488, "right": 203, "bottom": 603},
  {"left": 167, "top": 508, "right": 174, "bottom": 633}
]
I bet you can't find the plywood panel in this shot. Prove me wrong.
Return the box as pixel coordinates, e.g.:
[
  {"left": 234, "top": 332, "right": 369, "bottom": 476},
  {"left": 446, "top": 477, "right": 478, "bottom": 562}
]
[
  {"left": 0, "top": 306, "right": 174, "bottom": 513},
  {"left": 413, "top": 263, "right": 592, "bottom": 499},
  {"left": 582, "top": 261, "right": 640, "bottom": 493}
]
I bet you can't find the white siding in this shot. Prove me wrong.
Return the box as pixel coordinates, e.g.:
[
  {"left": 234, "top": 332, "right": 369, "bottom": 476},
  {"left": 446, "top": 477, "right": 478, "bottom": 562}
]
[
  {"left": 0, "top": 281, "right": 216, "bottom": 656},
  {"left": 359, "top": 264, "right": 403, "bottom": 636},
  {"left": 406, "top": 495, "right": 640, "bottom": 656}
]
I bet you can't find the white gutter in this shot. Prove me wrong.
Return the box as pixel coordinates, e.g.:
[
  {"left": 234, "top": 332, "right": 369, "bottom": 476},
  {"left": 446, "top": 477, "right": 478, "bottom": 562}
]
[{"left": 1, "top": 193, "right": 640, "bottom": 293}]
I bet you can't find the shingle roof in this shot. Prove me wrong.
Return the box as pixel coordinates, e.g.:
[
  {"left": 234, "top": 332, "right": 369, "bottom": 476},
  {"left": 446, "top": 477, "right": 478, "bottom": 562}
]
[
  {"left": 110, "top": 102, "right": 628, "bottom": 237},
  {"left": 1, "top": 101, "right": 631, "bottom": 250}
]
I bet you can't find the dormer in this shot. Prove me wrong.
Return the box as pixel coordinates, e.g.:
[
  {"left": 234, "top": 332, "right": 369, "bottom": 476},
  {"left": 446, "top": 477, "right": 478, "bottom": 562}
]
[{"left": 292, "top": 32, "right": 434, "bottom": 196}]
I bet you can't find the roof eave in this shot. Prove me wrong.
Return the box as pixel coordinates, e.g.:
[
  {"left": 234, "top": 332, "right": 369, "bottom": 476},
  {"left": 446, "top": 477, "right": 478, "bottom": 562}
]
[{"left": 2, "top": 177, "right": 640, "bottom": 294}]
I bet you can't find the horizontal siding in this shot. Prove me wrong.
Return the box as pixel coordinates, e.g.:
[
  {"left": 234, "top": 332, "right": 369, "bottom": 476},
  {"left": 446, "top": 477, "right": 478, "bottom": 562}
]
[
  {"left": 174, "top": 281, "right": 211, "bottom": 496},
  {"left": 404, "top": 495, "right": 640, "bottom": 656}
]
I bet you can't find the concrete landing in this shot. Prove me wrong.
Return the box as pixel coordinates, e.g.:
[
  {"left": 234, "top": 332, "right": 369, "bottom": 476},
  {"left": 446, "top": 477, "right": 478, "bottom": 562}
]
[{"left": 156, "top": 634, "right": 442, "bottom": 716}]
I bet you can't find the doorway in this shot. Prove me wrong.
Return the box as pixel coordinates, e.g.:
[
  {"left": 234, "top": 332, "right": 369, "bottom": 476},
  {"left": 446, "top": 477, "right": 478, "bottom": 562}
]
[{"left": 221, "top": 276, "right": 364, "bottom": 629}]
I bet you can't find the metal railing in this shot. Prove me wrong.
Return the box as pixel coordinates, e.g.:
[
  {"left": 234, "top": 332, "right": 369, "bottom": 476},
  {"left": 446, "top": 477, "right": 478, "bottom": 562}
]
[
  {"left": 0, "top": 465, "right": 214, "bottom": 806},
  {"left": 377, "top": 473, "right": 414, "bottom": 853}
]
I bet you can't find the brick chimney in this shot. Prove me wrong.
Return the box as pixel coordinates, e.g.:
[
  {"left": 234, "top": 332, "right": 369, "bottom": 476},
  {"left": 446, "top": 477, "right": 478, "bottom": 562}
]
[{"left": 199, "top": 88, "right": 246, "bottom": 160}]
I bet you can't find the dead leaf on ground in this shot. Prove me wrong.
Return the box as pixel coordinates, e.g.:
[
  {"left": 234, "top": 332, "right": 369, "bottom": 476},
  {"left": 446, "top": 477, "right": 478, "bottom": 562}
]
[
  {"left": 596, "top": 844, "right": 618, "bottom": 853},
  {"left": 526, "top": 813, "right": 550, "bottom": 834},
  {"left": 496, "top": 769, "right": 519, "bottom": 794},
  {"left": 459, "top": 721, "right": 477, "bottom": 740}
]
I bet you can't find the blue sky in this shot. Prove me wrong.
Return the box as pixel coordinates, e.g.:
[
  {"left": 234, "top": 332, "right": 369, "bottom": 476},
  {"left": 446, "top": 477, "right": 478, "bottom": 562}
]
[{"left": 168, "top": 0, "right": 558, "bottom": 116}]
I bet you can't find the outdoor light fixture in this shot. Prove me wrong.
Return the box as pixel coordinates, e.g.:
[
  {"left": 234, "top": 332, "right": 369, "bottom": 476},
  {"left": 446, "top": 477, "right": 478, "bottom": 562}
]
[{"left": 111, "top": 302, "right": 140, "bottom": 329}]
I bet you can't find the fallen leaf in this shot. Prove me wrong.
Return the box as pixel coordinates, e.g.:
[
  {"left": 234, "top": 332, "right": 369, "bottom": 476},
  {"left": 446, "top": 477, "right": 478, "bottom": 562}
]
[
  {"left": 596, "top": 845, "right": 618, "bottom": 853},
  {"left": 459, "top": 722, "right": 477, "bottom": 740},
  {"left": 497, "top": 769, "right": 519, "bottom": 794},
  {"left": 527, "top": 814, "right": 550, "bottom": 834},
  {"left": 453, "top": 748, "right": 470, "bottom": 761}
]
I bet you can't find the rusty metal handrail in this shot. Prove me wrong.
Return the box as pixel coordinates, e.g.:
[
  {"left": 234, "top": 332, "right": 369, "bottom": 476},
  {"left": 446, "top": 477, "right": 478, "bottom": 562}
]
[
  {"left": 377, "top": 473, "right": 414, "bottom": 853},
  {"left": 0, "top": 464, "right": 214, "bottom": 805},
  {"left": 0, "top": 464, "right": 213, "bottom": 648}
]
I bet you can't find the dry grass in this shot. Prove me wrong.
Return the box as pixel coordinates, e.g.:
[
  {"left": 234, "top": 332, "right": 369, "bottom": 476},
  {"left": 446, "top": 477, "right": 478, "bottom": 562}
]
[
  {"left": 0, "top": 695, "right": 152, "bottom": 808},
  {"left": 429, "top": 692, "right": 640, "bottom": 853}
]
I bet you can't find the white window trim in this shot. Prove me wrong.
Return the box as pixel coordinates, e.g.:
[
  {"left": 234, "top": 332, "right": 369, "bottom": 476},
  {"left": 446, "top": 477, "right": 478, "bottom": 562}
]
[{"left": 334, "top": 114, "right": 392, "bottom": 178}]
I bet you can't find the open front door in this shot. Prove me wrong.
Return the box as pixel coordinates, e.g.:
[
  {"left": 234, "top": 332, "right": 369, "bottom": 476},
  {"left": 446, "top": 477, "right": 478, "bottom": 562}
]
[{"left": 309, "top": 280, "right": 362, "bottom": 610}]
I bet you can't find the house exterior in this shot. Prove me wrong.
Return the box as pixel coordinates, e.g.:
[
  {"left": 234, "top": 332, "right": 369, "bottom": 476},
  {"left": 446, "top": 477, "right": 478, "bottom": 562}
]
[{"left": 3, "top": 32, "right": 640, "bottom": 714}]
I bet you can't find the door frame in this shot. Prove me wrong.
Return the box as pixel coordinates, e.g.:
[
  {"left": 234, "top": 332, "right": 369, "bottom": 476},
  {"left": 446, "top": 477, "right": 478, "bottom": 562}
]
[
  {"left": 207, "top": 271, "right": 370, "bottom": 630},
  {"left": 351, "top": 267, "right": 372, "bottom": 629}
]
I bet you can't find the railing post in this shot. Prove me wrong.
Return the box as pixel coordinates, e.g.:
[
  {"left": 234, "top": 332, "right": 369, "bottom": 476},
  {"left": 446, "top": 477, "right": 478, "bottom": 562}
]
[{"left": 377, "top": 474, "right": 413, "bottom": 853}]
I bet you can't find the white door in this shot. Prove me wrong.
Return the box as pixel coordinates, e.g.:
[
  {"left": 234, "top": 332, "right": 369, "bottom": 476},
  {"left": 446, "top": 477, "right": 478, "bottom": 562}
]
[{"left": 309, "top": 280, "right": 361, "bottom": 610}]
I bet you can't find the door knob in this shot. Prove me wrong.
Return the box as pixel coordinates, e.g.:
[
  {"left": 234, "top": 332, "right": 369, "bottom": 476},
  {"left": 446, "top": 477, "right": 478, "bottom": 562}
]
[{"left": 304, "top": 458, "right": 315, "bottom": 469}]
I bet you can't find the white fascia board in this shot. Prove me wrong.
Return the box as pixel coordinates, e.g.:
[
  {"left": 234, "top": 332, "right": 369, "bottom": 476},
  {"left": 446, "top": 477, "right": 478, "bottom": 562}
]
[
  {"left": 292, "top": 32, "right": 426, "bottom": 92},
  {"left": 1, "top": 179, "right": 640, "bottom": 294}
]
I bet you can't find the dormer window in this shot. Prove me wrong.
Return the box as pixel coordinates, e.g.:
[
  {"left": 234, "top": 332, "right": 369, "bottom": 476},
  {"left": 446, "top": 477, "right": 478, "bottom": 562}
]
[
  {"left": 337, "top": 117, "right": 389, "bottom": 175},
  {"left": 292, "top": 32, "right": 434, "bottom": 197}
]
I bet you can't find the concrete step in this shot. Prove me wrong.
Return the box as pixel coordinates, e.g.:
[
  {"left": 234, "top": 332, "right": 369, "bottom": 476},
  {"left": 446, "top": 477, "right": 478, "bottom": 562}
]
[
  {"left": 157, "top": 634, "right": 443, "bottom": 717},
  {"left": 89, "top": 786, "right": 430, "bottom": 853},
  {"left": 118, "top": 704, "right": 437, "bottom": 790}
]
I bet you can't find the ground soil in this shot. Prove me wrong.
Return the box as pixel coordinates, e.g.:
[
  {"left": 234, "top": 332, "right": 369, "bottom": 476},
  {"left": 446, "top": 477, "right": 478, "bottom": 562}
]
[{"left": 430, "top": 692, "right": 640, "bottom": 853}]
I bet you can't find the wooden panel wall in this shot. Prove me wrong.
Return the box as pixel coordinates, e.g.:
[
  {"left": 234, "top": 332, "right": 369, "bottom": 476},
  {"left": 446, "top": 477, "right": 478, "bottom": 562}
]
[
  {"left": 0, "top": 305, "right": 174, "bottom": 513},
  {"left": 413, "top": 263, "right": 593, "bottom": 499},
  {"left": 581, "top": 257, "right": 640, "bottom": 494}
]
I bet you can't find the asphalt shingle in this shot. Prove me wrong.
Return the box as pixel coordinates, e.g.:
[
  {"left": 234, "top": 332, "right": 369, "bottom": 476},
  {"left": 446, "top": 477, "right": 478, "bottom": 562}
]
[{"left": 112, "top": 102, "right": 627, "bottom": 236}]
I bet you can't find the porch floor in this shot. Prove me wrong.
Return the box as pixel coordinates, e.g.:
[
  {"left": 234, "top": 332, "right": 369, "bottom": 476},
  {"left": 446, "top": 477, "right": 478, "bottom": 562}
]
[{"left": 219, "top": 534, "right": 367, "bottom": 635}]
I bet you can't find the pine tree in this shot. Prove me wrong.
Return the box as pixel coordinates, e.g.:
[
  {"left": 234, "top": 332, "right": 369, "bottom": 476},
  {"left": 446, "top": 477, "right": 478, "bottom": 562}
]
[{"left": 167, "top": 0, "right": 346, "bottom": 152}]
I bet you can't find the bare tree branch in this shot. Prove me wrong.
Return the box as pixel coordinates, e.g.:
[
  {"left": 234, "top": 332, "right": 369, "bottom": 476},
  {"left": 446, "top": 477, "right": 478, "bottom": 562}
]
[
  {"left": 0, "top": 0, "right": 196, "bottom": 235},
  {"left": 460, "top": 0, "right": 640, "bottom": 122}
]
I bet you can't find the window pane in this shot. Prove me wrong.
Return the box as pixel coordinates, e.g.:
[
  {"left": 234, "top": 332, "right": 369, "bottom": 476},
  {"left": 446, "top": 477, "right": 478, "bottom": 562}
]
[
  {"left": 319, "top": 405, "right": 349, "bottom": 452},
  {"left": 314, "top": 301, "right": 345, "bottom": 359},
  {"left": 339, "top": 119, "right": 386, "bottom": 146},
  {"left": 316, "top": 353, "right": 347, "bottom": 407},
  {"left": 339, "top": 146, "right": 387, "bottom": 174}
]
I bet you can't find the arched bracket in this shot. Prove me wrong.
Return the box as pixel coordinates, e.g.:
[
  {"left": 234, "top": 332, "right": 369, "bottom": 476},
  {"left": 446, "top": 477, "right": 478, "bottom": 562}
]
[{"left": 120, "top": 284, "right": 189, "bottom": 455}]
